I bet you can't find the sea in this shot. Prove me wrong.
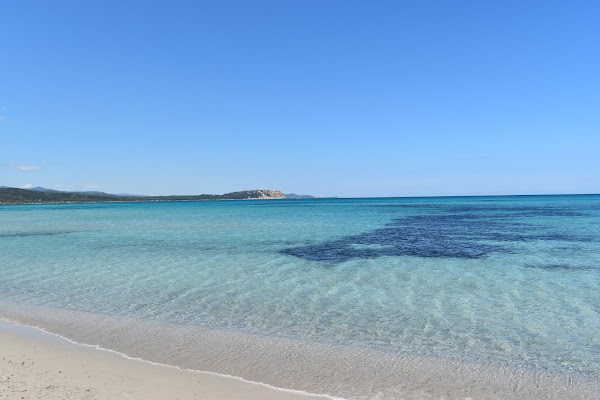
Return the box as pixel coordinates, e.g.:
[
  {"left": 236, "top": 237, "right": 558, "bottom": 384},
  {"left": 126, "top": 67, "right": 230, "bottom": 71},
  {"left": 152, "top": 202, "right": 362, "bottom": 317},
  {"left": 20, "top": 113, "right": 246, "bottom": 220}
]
[{"left": 1, "top": 195, "right": 599, "bottom": 399}]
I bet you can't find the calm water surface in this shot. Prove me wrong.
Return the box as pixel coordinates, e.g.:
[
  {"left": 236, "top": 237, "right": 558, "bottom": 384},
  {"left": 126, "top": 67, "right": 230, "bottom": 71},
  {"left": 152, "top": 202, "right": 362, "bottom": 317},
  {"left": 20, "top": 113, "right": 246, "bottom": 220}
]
[{"left": 1, "top": 196, "right": 599, "bottom": 396}]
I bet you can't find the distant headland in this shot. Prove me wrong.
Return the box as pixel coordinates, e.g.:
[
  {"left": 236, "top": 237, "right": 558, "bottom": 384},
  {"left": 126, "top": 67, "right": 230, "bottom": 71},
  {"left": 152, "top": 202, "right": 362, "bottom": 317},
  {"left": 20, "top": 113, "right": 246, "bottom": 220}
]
[{"left": 0, "top": 186, "right": 316, "bottom": 205}]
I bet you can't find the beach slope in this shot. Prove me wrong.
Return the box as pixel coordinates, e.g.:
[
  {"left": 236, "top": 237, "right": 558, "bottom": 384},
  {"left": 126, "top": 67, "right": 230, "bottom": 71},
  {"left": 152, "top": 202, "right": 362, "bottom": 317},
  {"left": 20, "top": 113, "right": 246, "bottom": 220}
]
[{"left": 0, "top": 321, "right": 332, "bottom": 400}]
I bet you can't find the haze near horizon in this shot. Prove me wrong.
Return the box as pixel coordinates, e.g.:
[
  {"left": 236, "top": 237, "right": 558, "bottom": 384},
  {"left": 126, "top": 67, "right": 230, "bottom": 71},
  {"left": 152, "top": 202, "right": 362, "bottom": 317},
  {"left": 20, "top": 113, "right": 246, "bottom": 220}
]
[{"left": 1, "top": 1, "right": 599, "bottom": 197}]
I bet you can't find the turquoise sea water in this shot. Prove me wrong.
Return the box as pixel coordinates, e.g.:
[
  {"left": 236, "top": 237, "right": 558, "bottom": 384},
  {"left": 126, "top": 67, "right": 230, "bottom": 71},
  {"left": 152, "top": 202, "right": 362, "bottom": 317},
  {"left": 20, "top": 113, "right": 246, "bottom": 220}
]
[{"left": 1, "top": 196, "right": 600, "bottom": 397}]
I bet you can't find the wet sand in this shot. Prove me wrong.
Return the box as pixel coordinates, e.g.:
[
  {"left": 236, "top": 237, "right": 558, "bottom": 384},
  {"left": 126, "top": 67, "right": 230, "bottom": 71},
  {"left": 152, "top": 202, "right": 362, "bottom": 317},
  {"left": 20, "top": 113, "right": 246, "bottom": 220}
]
[
  {"left": 1, "top": 302, "right": 599, "bottom": 399},
  {"left": 0, "top": 320, "right": 333, "bottom": 400}
]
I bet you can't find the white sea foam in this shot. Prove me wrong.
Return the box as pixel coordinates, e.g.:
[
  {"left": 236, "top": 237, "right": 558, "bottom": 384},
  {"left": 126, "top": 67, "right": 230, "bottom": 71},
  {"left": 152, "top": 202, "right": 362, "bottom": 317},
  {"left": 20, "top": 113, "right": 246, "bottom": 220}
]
[
  {"left": 1, "top": 302, "right": 599, "bottom": 399},
  {"left": 0, "top": 317, "right": 343, "bottom": 400}
]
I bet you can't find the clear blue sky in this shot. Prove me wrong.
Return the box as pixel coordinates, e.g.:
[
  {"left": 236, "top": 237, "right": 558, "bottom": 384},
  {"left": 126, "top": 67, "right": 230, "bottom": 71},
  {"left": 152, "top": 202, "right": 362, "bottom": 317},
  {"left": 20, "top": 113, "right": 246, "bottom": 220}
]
[{"left": 1, "top": 1, "right": 599, "bottom": 197}]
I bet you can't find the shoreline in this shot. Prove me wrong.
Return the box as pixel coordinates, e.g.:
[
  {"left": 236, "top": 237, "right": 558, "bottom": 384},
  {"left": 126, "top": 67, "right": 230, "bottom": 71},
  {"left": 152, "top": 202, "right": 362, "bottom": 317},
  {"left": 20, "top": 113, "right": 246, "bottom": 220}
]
[
  {"left": 0, "top": 198, "right": 287, "bottom": 206},
  {"left": 0, "top": 318, "right": 338, "bottom": 400},
  {"left": 1, "top": 302, "right": 599, "bottom": 399},
  {"left": 2, "top": 193, "right": 599, "bottom": 206}
]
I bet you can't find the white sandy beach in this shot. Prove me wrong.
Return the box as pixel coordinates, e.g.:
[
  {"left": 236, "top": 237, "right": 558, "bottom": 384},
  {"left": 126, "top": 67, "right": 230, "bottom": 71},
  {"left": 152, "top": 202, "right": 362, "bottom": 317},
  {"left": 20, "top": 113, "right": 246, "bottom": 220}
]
[
  {"left": 0, "top": 321, "right": 332, "bottom": 400},
  {"left": 2, "top": 305, "right": 600, "bottom": 400}
]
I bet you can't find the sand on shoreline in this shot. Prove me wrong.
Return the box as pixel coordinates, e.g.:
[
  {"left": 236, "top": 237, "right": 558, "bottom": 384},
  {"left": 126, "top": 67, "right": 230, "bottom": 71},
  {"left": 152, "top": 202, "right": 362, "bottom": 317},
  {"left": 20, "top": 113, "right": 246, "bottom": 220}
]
[
  {"left": 0, "top": 320, "right": 334, "bottom": 400},
  {"left": 2, "top": 302, "right": 600, "bottom": 400}
]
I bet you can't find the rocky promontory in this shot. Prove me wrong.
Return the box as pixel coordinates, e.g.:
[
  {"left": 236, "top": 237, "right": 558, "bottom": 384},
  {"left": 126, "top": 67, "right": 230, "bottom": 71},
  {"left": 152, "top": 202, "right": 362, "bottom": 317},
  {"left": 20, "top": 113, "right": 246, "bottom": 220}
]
[{"left": 222, "top": 189, "right": 285, "bottom": 200}]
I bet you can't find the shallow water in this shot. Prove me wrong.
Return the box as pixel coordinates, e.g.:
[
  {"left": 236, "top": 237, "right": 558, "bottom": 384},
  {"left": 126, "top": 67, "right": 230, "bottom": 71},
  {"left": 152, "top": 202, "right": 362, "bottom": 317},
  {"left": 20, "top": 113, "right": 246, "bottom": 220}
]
[{"left": 1, "top": 196, "right": 599, "bottom": 398}]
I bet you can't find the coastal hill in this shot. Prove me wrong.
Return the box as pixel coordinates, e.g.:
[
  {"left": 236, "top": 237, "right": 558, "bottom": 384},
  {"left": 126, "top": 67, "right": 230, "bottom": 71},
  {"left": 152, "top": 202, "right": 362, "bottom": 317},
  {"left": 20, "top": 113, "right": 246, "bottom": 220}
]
[
  {"left": 0, "top": 187, "right": 301, "bottom": 204},
  {"left": 223, "top": 189, "right": 285, "bottom": 200}
]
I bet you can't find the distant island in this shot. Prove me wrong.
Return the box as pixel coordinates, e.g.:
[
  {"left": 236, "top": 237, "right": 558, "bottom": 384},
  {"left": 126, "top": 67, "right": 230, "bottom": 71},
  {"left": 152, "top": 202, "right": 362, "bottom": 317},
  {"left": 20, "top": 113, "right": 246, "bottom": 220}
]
[{"left": 0, "top": 187, "right": 316, "bottom": 205}]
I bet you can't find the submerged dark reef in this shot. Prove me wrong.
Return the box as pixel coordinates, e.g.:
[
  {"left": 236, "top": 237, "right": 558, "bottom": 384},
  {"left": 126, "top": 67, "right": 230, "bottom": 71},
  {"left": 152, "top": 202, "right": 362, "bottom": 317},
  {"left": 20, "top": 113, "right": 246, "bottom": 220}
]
[
  {"left": 0, "top": 230, "right": 81, "bottom": 239},
  {"left": 525, "top": 263, "right": 593, "bottom": 271},
  {"left": 282, "top": 203, "right": 594, "bottom": 263}
]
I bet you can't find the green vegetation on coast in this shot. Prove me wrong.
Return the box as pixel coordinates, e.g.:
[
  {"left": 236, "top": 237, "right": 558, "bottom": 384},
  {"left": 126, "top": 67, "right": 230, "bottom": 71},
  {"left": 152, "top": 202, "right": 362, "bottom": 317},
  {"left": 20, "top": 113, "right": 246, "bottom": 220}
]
[{"left": 0, "top": 187, "right": 291, "bottom": 204}]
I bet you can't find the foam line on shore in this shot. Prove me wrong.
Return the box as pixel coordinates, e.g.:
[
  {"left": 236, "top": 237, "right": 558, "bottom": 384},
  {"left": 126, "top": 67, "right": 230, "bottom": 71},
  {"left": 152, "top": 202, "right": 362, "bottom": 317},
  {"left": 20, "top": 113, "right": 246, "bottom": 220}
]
[
  {"left": 0, "top": 316, "right": 346, "bottom": 400},
  {"left": 3, "top": 302, "right": 599, "bottom": 399}
]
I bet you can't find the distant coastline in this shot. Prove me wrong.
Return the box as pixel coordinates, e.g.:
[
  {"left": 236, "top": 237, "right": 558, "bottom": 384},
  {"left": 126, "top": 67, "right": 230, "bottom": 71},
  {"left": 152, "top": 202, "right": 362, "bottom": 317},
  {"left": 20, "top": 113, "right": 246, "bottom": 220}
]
[
  {"left": 0, "top": 187, "right": 316, "bottom": 205},
  {"left": 4, "top": 186, "right": 596, "bottom": 206}
]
